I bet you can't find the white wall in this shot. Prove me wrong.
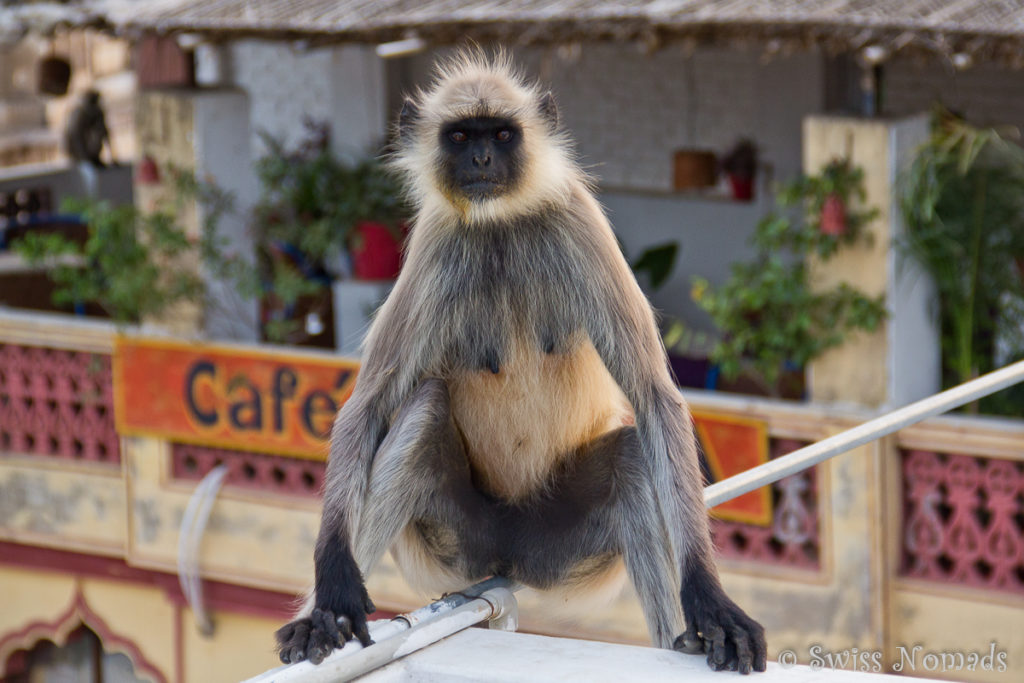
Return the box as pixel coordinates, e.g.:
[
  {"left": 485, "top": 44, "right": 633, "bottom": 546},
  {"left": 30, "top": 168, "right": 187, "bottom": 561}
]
[
  {"left": 230, "top": 41, "right": 336, "bottom": 159},
  {"left": 329, "top": 45, "right": 387, "bottom": 157},
  {"left": 524, "top": 44, "right": 820, "bottom": 192},
  {"left": 886, "top": 115, "right": 941, "bottom": 407},
  {"left": 192, "top": 90, "right": 261, "bottom": 342}
]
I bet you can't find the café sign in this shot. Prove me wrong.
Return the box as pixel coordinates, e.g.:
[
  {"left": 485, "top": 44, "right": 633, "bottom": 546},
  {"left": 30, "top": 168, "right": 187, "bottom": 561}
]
[{"left": 113, "top": 337, "right": 359, "bottom": 458}]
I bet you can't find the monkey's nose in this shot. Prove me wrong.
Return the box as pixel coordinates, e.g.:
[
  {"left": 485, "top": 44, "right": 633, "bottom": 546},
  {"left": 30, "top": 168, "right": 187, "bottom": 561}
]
[{"left": 472, "top": 154, "right": 491, "bottom": 167}]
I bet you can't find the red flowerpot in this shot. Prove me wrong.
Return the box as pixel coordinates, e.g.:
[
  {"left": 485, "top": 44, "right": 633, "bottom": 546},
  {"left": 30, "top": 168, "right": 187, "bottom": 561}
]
[
  {"left": 820, "top": 193, "right": 847, "bottom": 236},
  {"left": 351, "top": 221, "right": 404, "bottom": 280},
  {"left": 727, "top": 174, "right": 754, "bottom": 201},
  {"left": 136, "top": 155, "right": 161, "bottom": 185}
]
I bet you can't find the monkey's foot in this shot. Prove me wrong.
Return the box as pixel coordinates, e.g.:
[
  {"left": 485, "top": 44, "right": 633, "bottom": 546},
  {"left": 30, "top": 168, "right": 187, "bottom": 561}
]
[
  {"left": 675, "top": 598, "right": 767, "bottom": 674},
  {"left": 275, "top": 607, "right": 373, "bottom": 665}
]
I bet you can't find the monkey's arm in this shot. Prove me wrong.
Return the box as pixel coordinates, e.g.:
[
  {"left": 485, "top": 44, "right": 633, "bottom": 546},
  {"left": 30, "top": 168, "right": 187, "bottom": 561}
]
[
  {"left": 578, "top": 194, "right": 767, "bottom": 673},
  {"left": 277, "top": 280, "right": 419, "bottom": 664}
]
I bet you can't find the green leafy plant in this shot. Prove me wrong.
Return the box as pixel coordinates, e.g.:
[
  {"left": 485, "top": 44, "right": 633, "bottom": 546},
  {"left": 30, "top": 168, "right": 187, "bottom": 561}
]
[
  {"left": 13, "top": 167, "right": 248, "bottom": 327},
  {"left": 692, "top": 160, "right": 886, "bottom": 395},
  {"left": 662, "top": 318, "right": 713, "bottom": 358},
  {"left": 899, "top": 111, "right": 1024, "bottom": 414},
  {"left": 630, "top": 242, "right": 678, "bottom": 290},
  {"left": 15, "top": 195, "right": 196, "bottom": 324}
]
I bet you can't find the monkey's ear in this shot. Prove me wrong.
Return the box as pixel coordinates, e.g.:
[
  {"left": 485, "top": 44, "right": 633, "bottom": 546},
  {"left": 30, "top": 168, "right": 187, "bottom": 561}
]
[
  {"left": 399, "top": 99, "right": 420, "bottom": 144},
  {"left": 539, "top": 91, "right": 558, "bottom": 130}
]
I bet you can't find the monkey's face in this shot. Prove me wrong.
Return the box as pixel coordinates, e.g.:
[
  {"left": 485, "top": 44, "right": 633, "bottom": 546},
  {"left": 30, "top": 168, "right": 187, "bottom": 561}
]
[
  {"left": 393, "top": 53, "right": 576, "bottom": 223},
  {"left": 438, "top": 116, "right": 523, "bottom": 201}
]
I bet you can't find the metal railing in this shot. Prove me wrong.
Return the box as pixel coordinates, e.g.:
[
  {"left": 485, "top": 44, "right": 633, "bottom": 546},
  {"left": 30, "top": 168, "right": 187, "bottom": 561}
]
[
  {"left": 704, "top": 359, "right": 1024, "bottom": 507},
  {"left": 244, "top": 359, "right": 1024, "bottom": 683}
]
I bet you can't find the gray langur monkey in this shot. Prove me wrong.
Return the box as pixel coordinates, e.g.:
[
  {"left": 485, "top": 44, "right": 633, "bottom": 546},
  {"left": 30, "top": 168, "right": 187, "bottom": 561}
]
[
  {"left": 65, "top": 90, "right": 110, "bottom": 168},
  {"left": 275, "top": 52, "right": 767, "bottom": 674}
]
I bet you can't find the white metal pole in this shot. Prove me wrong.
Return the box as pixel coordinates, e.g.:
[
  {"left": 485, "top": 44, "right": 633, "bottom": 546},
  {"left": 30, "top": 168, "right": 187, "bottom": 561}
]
[{"left": 704, "top": 359, "right": 1024, "bottom": 508}]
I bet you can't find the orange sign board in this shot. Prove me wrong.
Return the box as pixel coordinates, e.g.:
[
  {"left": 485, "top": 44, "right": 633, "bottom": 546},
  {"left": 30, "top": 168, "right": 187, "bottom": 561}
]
[
  {"left": 694, "top": 411, "right": 772, "bottom": 527},
  {"left": 113, "top": 337, "right": 359, "bottom": 458}
]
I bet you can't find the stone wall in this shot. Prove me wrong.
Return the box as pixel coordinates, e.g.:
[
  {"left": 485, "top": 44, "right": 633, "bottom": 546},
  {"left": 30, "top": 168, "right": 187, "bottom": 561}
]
[{"left": 884, "top": 57, "right": 1024, "bottom": 128}]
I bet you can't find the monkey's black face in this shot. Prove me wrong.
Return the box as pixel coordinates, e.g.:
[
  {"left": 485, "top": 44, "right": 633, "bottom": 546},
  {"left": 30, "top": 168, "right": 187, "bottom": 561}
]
[{"left": 439, "top": 117, "right": 523, "bottom": 200}]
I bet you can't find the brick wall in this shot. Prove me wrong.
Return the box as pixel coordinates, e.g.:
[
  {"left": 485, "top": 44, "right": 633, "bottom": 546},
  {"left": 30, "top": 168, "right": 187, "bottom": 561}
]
[
  {"left": 884, "top": 58, "right": 1024, "bottom": 128},
  {"left": 406, "top": 43, "right": 823, "bottom": 192}
]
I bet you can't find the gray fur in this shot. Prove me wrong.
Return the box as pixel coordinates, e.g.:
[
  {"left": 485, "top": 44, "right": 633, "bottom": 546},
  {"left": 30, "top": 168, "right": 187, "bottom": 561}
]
[{"left": 293, "top": 53, "right": 765, "bottom": 673}]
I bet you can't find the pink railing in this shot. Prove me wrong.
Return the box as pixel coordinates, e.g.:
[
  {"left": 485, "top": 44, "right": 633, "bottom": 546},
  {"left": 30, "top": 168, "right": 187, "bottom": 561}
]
[
  {"left": 172, "top": 443, "right": 325, "bottom": 497},
  {"left": 902, "top": 449, "right": 1024, "bottom": 594},
  {"left": 0, "top": 343, "right": 119, "bottom": 463},
  {"left": 711, "top": 438, "right": 820, "bottom": 570}
]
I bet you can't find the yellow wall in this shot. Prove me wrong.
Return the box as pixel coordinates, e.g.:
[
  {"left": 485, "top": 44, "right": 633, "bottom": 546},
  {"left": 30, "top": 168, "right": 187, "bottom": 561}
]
[
  {"left": 0, "top": 565, "right": 293, "bottom": 683},
  {"left": 181, "top": 608, "right": 282, "bottom": 683},
  {"left": 803, "top": 117, "right": 891, "bottom": 407},
  {"left": 0, "top": 567, "right": 170, "bottom": 682},
  {"left": 888, "top": 585, "right": 1024, "bottom": 683}
]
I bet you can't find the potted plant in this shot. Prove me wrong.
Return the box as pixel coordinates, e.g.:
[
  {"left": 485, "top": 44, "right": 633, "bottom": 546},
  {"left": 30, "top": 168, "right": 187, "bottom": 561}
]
[
  {"left": 336, "top": 156, "right": 408, "bottom": 280},
  {"left": 624, "top": 240, "right": 714, "bottom": 388},
  {"left": 662, "top": 319, "right": 715, "bottom": 389},
  {"left": 691, "top": 161, "right": 886, "bottom": 398},
  {"left": 720, "top": 139, "right": 758, "bottom": 201},
  {"left": 251, "top": 120, "right": 409, "bottom": 345},
  {"left": 899, "top": 110, "right": 1024, "bottom": 415},
  {"left": 673, "top": 149, "right": 718, "bottom": 191}
]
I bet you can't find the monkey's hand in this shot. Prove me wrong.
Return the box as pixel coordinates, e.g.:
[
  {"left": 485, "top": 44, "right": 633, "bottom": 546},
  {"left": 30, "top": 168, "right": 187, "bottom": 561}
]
[
  {"left": 275, "top": 587, "right": 376, "bottom": 665},
  {"left": 676, "top": 591, "right": 767, "bottom": 674}
]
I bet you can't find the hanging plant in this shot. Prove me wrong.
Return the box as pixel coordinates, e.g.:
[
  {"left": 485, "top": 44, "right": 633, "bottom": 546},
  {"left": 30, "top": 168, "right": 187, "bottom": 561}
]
[{"left": 691, "top": 160, "right": 885, "bottom": 396}]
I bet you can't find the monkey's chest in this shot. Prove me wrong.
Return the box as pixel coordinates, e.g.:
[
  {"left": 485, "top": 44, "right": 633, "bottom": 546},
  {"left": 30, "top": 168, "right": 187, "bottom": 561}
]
[{"left": 447, "top": 336, "right": 632, "bottom": 501}]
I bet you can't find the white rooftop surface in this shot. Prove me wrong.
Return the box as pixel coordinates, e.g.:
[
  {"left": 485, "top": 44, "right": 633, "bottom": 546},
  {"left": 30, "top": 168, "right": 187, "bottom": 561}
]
[{"left": 352, "top": 629, "right": 924, "bottom": 683}]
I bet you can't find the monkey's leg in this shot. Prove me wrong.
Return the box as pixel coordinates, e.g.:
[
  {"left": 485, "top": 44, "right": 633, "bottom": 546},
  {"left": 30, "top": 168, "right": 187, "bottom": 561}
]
[
  {"left": 597, "top": 428, "right": 765, "bottom": 673},
  {"left": 509, "top": 427, "right": 765, "bottom": 674},
  {"left": 496, "top": 429, "right": 628, "bottom": 588},
  {"left": 276, "top": 378, "right": 491, "bottom": 665},
  {"left": 675, "top": 548, "right": 767, "bottom": 674},
  {"left": 351, "top": 378, "right": 493, "bottom": 573}
]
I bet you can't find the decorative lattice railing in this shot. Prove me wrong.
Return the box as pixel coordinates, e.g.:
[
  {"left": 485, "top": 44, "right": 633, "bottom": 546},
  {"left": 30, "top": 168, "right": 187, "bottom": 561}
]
[
  {"left": 1, "top": 321, "right": 1021, "bottom": 591},
  {"left": 172, "top": 443, "right": 325, "bottom": 496},
  {"left": 0, "top": 343, "right": 119, "bottom": 464},
  {"left": 171, "top": 435, "right": 823, "bottom": 569},
  {"left": 901, "top": 449, "right": 1024, "bottom": 594},
  {"left": 711, "top": 438, "right": 819, "bottom": 570}
]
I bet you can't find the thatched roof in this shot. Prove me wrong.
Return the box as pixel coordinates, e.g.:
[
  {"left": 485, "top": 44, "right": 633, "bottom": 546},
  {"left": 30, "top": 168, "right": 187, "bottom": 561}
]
[
  {"left": 109, "top": 1, "right": 1024, "bottom": 62},
  {"left": 8, "top": 1, "right": 1024, "bottom": 63},
  {"left": 0, "top": 2, "right": 104, "bottom": 43}
]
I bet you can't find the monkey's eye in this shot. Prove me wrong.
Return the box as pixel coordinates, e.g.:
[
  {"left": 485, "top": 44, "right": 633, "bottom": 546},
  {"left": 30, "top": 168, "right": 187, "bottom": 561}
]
[
  {"left": 495, "top": 129, "right": 513, "bottom": 143},
  {"left": 449, "top": 130, "right": 468, "bottom": 143}
]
